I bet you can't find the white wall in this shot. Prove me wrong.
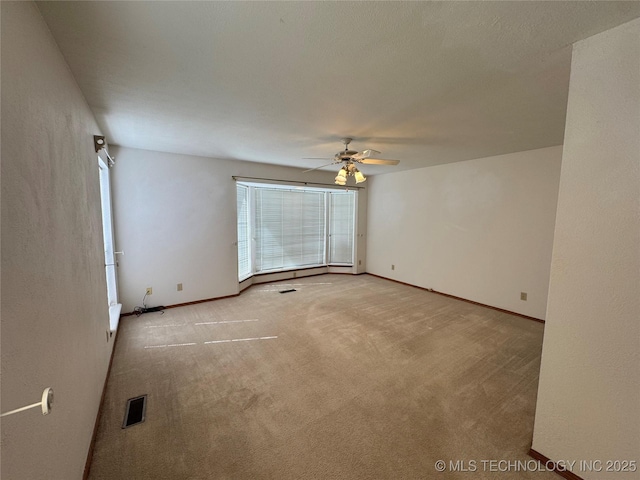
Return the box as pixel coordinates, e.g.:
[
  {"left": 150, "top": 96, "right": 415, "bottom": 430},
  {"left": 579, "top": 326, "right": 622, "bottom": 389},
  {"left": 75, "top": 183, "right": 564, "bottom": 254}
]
[
  {"left": 1, "top": 3, "right": 113, "bottom": 479},
  {"left": 367, "top": 146, "right": 562, "bottom": 319},
  {"left": 111, "top": 147, "right": 368, "bottom": 312},
  {"left": 532, "top": 18, "right": 640, "bottom": 479}
]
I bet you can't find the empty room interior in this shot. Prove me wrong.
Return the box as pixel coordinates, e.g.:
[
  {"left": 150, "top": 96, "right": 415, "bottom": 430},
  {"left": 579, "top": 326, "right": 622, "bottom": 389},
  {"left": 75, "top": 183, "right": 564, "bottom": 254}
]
[{"left": 2, "top": 2, "right": 639, "bottom": 479}]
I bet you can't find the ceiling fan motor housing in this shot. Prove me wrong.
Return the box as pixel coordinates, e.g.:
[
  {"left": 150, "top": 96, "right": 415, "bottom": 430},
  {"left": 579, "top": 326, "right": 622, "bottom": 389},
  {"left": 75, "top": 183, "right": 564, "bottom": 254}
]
[
  {"left": 302, "top": 138, "right": 398, "bottom": 174},
  {"left": 336, "top": 150, "right": 358, "bottom": 160}
]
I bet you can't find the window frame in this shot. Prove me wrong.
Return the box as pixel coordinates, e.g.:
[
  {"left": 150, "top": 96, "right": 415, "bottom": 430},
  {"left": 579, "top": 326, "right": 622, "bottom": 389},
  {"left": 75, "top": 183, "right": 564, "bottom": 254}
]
[
  {"left": 236, "top": 184, "right": 252, "bottom": 281},
  {"left": 327, "top": 190, "right": 357, "bottom": 266}
]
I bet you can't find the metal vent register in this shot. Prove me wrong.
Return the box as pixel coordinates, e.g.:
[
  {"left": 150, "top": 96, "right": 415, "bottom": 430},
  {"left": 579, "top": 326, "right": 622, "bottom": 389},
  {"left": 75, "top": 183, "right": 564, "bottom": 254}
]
[{"left": 122, "top": 395, "right": 147, "bottom": 428}]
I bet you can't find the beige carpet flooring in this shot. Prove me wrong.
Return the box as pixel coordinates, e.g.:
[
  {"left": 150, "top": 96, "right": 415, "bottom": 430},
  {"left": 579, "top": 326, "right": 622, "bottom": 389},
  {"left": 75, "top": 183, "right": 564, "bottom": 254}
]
[{"left": 88, "top": 274, "right": 557, "bottom": 479}]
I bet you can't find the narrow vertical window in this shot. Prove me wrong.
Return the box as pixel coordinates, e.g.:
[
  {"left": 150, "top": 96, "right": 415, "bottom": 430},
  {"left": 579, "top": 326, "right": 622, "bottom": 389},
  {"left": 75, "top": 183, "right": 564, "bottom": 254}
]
[
  {"left": 329, "top": 191, "right": 355, "bottom": 264},
  {"left": 236, "top": 184, "right": 251, "bottom": 280},
  {"left": 98, "top": 155, "right": 121, "bottom": 331}
]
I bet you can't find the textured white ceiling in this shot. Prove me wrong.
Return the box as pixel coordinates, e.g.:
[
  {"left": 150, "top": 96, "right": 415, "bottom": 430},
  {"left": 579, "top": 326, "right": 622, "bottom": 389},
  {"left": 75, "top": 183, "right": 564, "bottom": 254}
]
[{"left": 38, "top": 1, "right": 640, "bottom": 174}]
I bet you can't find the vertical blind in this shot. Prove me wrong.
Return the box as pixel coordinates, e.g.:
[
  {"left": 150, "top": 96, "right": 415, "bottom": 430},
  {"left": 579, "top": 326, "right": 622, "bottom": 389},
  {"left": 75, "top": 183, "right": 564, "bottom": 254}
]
[{"left": 237, "top": 184, "right": 355, "bottom": 279}]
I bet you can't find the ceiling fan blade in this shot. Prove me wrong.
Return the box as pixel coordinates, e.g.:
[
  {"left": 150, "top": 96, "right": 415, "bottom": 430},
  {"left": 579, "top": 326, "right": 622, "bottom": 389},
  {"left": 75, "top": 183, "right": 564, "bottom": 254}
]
[
  {"left": 303, "top": 162, "right": 339, "bottom": 173},
  {"left": 303, "top": 157, "right": 333, "bottom": 160},
  {"left": 360, "top": 158, "right": 400, "bottom": 165},
  {"left": 352, "top": 149, "right": 381, "bottom": 160}
]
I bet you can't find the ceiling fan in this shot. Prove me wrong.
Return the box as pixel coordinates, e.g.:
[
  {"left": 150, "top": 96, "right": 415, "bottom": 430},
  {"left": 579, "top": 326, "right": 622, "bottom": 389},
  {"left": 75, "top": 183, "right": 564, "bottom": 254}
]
[{"left": 304, "top": 138, "right": 400, "bottom": 185}]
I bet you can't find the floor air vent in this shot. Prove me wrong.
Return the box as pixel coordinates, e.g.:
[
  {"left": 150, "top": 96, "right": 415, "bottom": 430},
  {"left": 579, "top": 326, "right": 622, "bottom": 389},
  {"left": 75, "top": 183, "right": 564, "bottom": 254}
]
[
  {"left": 122, "top": 395, "right": 147, "bottom": 428},
  {"left": 279, "top": 289, "right": 296, "bottom": 294}
]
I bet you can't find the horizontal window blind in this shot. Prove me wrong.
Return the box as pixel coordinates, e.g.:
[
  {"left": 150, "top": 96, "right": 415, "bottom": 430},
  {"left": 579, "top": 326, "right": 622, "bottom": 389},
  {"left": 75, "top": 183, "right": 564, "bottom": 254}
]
[
  {"left": 255, "top": 188, "right": 325, "bottom": 272},
  {"left": 329, "top": 192, "right": 355, "bottom": 264},
  {"left": 236, "top": 185, "right": 251, "bottom": 280}
]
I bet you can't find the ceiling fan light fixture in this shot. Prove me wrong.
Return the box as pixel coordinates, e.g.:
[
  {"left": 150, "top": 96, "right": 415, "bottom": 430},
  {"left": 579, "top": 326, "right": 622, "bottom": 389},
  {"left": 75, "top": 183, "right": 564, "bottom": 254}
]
[
  {"left": 354, "top": 170, "right": 366, "bottom": 184},
  {"left": 335, "top": 167, "right": 348, "bottom": 183}
]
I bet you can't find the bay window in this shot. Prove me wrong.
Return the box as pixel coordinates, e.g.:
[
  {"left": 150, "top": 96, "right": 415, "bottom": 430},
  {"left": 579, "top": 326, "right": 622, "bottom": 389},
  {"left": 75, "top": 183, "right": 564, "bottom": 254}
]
[{"left": 236, "top": 183, "right": 356, "bottom": 280}]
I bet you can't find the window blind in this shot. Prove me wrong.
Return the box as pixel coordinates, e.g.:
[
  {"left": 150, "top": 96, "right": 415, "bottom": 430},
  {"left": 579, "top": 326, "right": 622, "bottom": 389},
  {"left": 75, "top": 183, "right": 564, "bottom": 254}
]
[
  {"left": 255, "top": 188, "right": 325, "bottom": 272},
  {"left": 236, "top": 185, "right": 251, "bottom": 280},
  {"left": 329, "top": 192, "right": 355, "bottom": 264}
]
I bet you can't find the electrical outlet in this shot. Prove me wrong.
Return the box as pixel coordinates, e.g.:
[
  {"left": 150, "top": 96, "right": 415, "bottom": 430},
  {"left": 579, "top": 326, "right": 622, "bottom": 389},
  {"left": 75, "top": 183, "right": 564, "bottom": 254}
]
[
  {"left": 177, "top": 283, "right": 183, "bottom": 291},
  {"left": 146, "top": 287, "right": 152, "bottom": 295},
  {"left": 521, "top": 292, "right": 527, "bottom": 301},
  {"left": 358, "top": 260, "right": 362, "bottom": 266},
  {"left": 392, "top": 264, "right": 395, "bottom": 270}
]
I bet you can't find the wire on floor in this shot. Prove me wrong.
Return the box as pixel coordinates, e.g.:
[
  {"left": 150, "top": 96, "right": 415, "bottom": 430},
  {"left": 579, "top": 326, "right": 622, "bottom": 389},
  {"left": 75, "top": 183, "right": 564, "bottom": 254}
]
[{"left": 134, "top": 291, "right": 165, "bottom": 316}]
